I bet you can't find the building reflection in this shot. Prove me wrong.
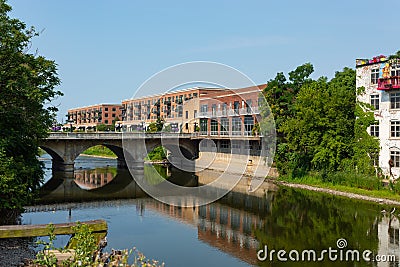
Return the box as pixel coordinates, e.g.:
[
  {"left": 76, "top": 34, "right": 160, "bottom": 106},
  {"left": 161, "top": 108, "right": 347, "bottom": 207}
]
[
  {"left": 145, "top": 190, "right": 272, "bottom": 266},
  {"left": 378, "top": 214, "right": 400, "bottom": 267},
  {"left": 74, "top": 168, "right": 116, "bottom": 190}
]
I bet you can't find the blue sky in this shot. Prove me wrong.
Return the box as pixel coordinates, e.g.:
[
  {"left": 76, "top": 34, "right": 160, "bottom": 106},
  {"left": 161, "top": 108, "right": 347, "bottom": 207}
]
[{"left": 8, "top": 0, "right": 400, "bottom": 122}]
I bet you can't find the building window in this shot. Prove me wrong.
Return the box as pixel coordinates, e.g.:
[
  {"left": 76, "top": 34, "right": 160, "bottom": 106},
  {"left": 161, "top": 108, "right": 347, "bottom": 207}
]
[
  {"left": 211, "top": 120, "right": 218, "bottom": 136},
  {"left": 112, "top": 107, "right": 116, "bottom": 112},
  {"left": 231, "top": 141, "right": 241, "bottom": 149},
  {"left": 105, "top": 113, "right": 109, "bottom": 117},
  {"left": 244, "top": 116, "right": 254, "bottom": 136},
  {"left": 112, "top": 114, "right": 116, "bottom": 118},
  {"left": 177, "top": 105, "right": 183, "bottom": 117},
  {"left": 391, "top": 121, "right": 400, "bottom": 137},
  {"left": 200, "top": 119, "right": 208, "bottom": 135},
  {"left": 246, "top": 99, "right": 252, "bottom": 113},
  {"left": 194, "top": 110, "right": 197, "bottom": 118},
  {"left": 222, "top": 103, "right": 227, "bottom": 116},
  {"left": 220, "top": 118, "right": 229, "bottom": 135},
  {"left": 220, "top": 140, "right": 230, "bottom": 150},
  {"left": 185, "top": 111, "right": 189, "bottom": 119},
  {"left": 370, "top": 94, "right": 379, "bottom": 110},
  {"left": 105, "top": 107, "right": 109, "bottom": 111},
  {"left": 390, "top": 150, "right": 400, "bottom": 167},
  {"left": 232, "top": 117, "right": 242, "bottom": 135},
  {"left": 211, "top": 104, "right": 217, "bottom": 117},
  {"left": 371, "top": 68, "right": 379, "bottom": 84},
  {"left": 391, "top": 64, "right": 400, "bottom": 77},
  {"left": 105, "top": 120, "right": 109, "bottom": 124},
  {"left": 390, "top": 92, "right": 400, "bottom": 109},
  {"left": 233, "top": 101, "right": 240, "bottom": 113},
  {"left": 370, "top": 124, "right": 379, "bottom": 137}
]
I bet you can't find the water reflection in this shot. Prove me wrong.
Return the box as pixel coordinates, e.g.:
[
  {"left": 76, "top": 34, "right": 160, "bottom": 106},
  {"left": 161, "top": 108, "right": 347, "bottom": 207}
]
[
  {"left": 34, "top": 155, "right": 400, "bottom": 267},
  {"left": 74, "top": 167, "right": 117, "bottom": 190}
]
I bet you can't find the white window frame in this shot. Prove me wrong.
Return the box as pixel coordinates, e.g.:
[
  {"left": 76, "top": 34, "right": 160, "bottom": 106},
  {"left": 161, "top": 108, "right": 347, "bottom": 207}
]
[
  {"left": 370, "top": 124, "right": 379, "bottom": 137},
  {"left": 370, "top": 94, "right": 379, "bottom": 110},
  {"left": 391, "top": 150, "right": 400, "bottom": 167},
  {"left": 391, "top": 92, "right": 400, "bottom": 109},
  {"left": 371, "top": 68, "right": 379, "bottom": 84},
  {"left": 391, "top": 121, "right": 400, "bottom": 138}
]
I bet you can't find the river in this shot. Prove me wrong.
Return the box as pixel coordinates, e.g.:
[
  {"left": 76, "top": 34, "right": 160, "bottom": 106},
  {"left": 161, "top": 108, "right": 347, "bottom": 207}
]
[{"left": 21, "top": 154, "right": 400, "bottom": 266}]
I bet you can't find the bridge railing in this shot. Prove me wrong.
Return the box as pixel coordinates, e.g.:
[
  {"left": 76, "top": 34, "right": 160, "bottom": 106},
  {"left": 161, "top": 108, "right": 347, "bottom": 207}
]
[{"left": 46, "top": 132, "right": 194, "bottom": 139}]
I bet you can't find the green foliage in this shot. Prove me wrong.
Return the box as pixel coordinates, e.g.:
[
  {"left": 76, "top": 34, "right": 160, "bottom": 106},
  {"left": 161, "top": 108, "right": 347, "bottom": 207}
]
[
  {"left": 147, "top": 117, "right": 164, "bottom": 133},
  {"left": 145, "top": 146, "right": 166, "bottom": 161},
  {"left": 34, "top": 222, "right": 164, "bottom": 267},
  {"left": 96, "top": 123, "right": 114, "bottom": 131},
  {"left": 0, "top": 0, "right": 62, "bottom": 211},
  {"left": 34, "top": 224, "right": 59, "bottom": 267},
  {"left": 143, "top": 164, "right": 168, "bottom": 185},
  {"left": 263, "top": 63, "right": 314, "bottom": 132},
  {"left": 82, "top": 145, "right": 117, "bottom": 157},
  {"left": 69, "top": 222, "right": 98, "bottom": 266},
  {"left": 265, "top": 64, "right": 379, "bottom": 179}
]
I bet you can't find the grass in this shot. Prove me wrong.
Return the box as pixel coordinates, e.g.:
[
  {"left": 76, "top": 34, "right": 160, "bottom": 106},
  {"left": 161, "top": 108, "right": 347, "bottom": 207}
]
[
  {"left": 276, "top": 173, "right": 400, "bottom": 203},
  {"left": 82, "top": 145, "right": 117, "bottom": 158}
]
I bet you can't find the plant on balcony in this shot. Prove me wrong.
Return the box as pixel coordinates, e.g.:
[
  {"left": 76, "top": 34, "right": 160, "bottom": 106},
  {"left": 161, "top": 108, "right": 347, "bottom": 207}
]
[{"left": 252, "top": 123, "right": 260, "bottom": 136}]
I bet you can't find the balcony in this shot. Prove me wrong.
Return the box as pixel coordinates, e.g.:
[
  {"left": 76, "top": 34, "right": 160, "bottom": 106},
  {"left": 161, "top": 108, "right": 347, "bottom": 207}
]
[
  {"left": 196, "top": 111, "right": 210, "bottom": 118},
  {"left": 378, "top": 76, "right": 400, "bottom": 90},
  {"left": 228, "top": 109, "right": 239, "bottom": 116}
]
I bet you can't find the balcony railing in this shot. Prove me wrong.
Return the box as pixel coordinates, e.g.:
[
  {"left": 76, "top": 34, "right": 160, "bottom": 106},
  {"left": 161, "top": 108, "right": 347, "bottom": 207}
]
[
  {"left": 378, "top": 76, "right": 400, "bottom": 90},
  {"left": 195, "top": 107, "right": 260, "bottom": 118}
]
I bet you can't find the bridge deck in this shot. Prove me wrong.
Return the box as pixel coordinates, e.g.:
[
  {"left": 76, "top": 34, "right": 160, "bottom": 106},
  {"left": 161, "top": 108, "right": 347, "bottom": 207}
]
[{"left": 46, "top": 132, "right": 262, "bottom": 140}]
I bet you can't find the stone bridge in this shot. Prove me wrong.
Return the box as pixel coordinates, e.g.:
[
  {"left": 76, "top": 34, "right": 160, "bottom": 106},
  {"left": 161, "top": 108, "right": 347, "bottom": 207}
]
[{"left": 40, "top": 132, "right": 200, "bottom": 172}]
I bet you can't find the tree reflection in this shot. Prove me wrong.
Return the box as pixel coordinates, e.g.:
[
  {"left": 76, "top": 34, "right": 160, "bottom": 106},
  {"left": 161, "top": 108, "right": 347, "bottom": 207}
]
[{"left": 254, "top": 187, "right": 384, "bottom": 267}]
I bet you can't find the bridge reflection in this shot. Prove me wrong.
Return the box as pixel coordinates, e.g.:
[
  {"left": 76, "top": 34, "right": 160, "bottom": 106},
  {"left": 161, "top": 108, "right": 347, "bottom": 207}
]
[
  {"left": 74, "top": 167, "right": 116, "bottom": 190},
  {"left": 38, "top": 164, "right": 198, "bottom": 203}
]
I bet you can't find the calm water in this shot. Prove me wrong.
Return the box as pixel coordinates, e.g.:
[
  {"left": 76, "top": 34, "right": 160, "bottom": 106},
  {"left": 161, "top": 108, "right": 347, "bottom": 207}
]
[{"left": 23, "top": 155, "right": 400, "bottom": 266}]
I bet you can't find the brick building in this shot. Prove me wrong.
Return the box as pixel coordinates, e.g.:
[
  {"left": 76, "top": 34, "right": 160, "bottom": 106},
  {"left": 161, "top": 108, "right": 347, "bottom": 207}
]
[
  {"left": 121, "top": 87, "right": 228, "bottom": 132},
  {"left": 65, "top": 103, "right": 123, "bottom": 131},
  {"left": 196, "top": 85, "right": 266, "bottom": 137},
  {"left": 121, "top": 85, "right": 266, "bottom": 135}
]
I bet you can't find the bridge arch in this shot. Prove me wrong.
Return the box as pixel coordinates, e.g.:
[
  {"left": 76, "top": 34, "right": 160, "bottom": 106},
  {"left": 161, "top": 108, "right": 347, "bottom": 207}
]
[
  {"left": 40, "top": 133, "right": 200, "bottom": 172},
  {"left": 145, "top": 139, "right": 198, "bottom": 160},
  {"left": 40, "top": 145, "right": 64, "bottom": 163}
]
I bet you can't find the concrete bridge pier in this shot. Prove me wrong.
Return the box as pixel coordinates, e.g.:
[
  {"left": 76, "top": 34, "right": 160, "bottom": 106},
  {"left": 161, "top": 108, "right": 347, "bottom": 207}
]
[
  {"left": 168, "top": 155, "right": 195, "bottom": 172},
  {"left": 53, "top": 160, "right": 74, "bottom": 172},
  {"left": 117, "top": 158, "right": 128, "bottom": 169},
  {"left": 127, "top": 160, "right": 145, "bottom": 175}
]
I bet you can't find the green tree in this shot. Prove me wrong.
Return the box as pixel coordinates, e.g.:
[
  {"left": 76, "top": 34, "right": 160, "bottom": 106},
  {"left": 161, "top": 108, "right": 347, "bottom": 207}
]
[
  {"left": 263, "top": 63, "right": 314, "bottom": 174},
  {"left": 0, "top": 0, "right": 62, "bottom": 212},
  {"left": 263, "top": 63, "right": 314, "bottom": 133},
  {"left": 280, "top": 67, "right": 379, "bottom": 176},
  {"left": 147, "top": 117, "right": 164, "bottom": 133}
]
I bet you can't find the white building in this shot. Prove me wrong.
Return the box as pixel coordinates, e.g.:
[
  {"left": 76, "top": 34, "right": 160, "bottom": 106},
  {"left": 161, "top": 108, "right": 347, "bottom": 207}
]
[{"left": 356, "top": 55, "right": 400, "bottom": 178}]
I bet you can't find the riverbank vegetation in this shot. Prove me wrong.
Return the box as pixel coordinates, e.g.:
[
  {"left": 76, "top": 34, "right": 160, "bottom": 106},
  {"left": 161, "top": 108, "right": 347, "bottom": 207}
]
[
  {"left": 264, "top": 64, "right": 381, "bottom": 191},
  {"left": 82, "top": 145, "right": 117, "bottom": 158},
  {"left": 276, "top": 174, "right": 400, "bottom": 203},
  {"left": 33, "top": 222, "right": 164, "bottom": 267},
  {"left": 0, "top": 0, "right": 62, "bottom": 214}
]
